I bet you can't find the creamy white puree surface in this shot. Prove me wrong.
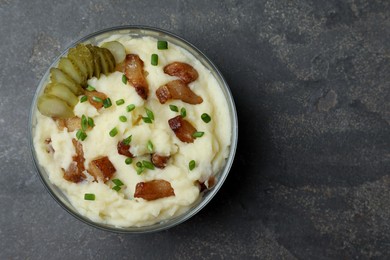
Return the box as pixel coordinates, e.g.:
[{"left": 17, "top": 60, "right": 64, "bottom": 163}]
[{"left": 33, "top": 35, "right": 231, "bottom": 227}]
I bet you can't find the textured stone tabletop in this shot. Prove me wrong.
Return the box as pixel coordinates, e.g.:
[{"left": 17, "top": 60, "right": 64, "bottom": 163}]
[{"left": 1, "top": 0, "right": 389, "bottom": 259}]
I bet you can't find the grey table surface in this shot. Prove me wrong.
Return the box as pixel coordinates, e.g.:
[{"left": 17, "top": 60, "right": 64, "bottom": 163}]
[{"left": 1, "top": 0, "right": 389, "bottom": 259}]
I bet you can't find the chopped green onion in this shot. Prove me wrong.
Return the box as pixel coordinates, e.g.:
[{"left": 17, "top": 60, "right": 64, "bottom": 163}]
[
  {"left": 123, "top": 135, "right": 132, "bottom": 145},
  {"left": 147, "top": 140, "right": 154, "bottom": 152},
  {"left": 119, "top": 115, "right": 127, "bottom": 122},
  {"left": 145, "top": 108, "right": 154, "bottom": 120},
  {"left": 180, "top": 107, "right": 186, "bottom": 118},
  {"left": 80, "top": 95, "right": 88, "bottom": 103},
  {"left": 151, "top": 54, "right": 158, "bottom": 66},
  {"left": 81, "top": 115, "right": 88, "bottom": 131},
  {"left": 87, "top": 117, "right": 94, "bottom": 127},
  {"left": 169, "top": 105, "right": 179, "bottom": 112},
  {"left": 112, "top": 179, "right": 124, "bottom": 187},
  {"left": 201, "top": 113, "right": 211, "bottom": 123},
  {"left": 142, "top": 117, "right": 152, "bottom": 124},
  {"left": 76, "top": 129, "right": 87, "bottom": 141},
  {"left": 142, "top": 160, "right": 155, "bottom": 170},
  {"left": 92, "top": 96, "right": 103, "bottom": 103},
  {"left": 116, "top": 99, "right": 125, "bottom": 106},
  {"left": 86, "top": 85, "right": 96, "bottom": 91},
  {"left": 136, "top": 161, "right": 143, "bottom": 168},
  {"left": 136, "top": 166, "right": 144, "bottom": 175},
  {"left": 122, "top": 74, "right": 128, "bottom": 84},
  {"left": 157, "top": 40, "right": 168, "bottom": 50},
  {"left": 189, "top": 160, "right": 196, "bottom": 171},
  {"left": 126, "top": 104, "right": 135, "bottom": 112},
  {"left": 109, "top": 127, "right": 118, "bottom": 137},
  {"left": 112, "top": 186, "right": 121, "bottom": 192},
  {"left": 84, "top": 193, "right": 95, "bottom": 200},
  {"left": 103, "top": 98, "right": 112, "bottom": 108},
  {"left": 193, "top": 131, "right": 204, "bottom": 138},
  {"left": 125, "top": 157, "right": 133, "bottom": 165}
]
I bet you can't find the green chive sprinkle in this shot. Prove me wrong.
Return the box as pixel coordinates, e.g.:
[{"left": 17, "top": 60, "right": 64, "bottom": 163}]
[
  {"left": 147, "top": 140, "right": 154, "bottom": 152},
  {"left": 142, "top": 160, "right": 155, "bottom": 170},
  {"left": 151, "top": 54, "right": 158, "bottom": 66},
  {"left": 180, "top": 107, "right": 187, "bottom": 118},
  {"left": 86, "top": 85, "right": 96, "bottom": 91},
  {"left": 112, "top": 179, "right": 124, "bottom": 187},
  {"left": 201, "top": 113, "right": 211, "bottom": 123},
  {"left": 84, "top": 193, "right": 95, "bottom": 200},
  {"left": 126, "top": 104, "right": 135, "bottom": 112},
  {"left": 80, "top": 95, "right": 88, "bottom": 103},
  {"left": 123, "top": 135, "right": 132, "bottom": 145},
  {"left": 81, "top": 115, "right": 88, "bottom": 131},
  {"left": 189, "top": 160, "right": 196, "bottom": 171},
  {"left": 169, "top": 105, "right": 178, "bottom": 112},
  {"left": 136, "top": 161, "right": 143, "bottom": 168},
  {"left": 136, "top": 166, "right": 144, "bottom": 175},
  {"left": 193, "top": 131, "right": 205, "bottom": 138},
  {"left": 87, "top": 117, "right": 94, "bottom": 127},
  {"left": 122, "top": 74, "right": 128, "bottom": 84},
  {"left": 125, "top": 157, "right": 133, "bottom": 165},
  {"left": 145, "top": 108, "right": 154, "bottom": 120},
  {"left": 112, "top": 186, "right": 121, "bottom": 192},
  {"left": 76, "top": 129, "right": 87, "bottom": 141},
  {"left": 103, "top": 98, "right": 112, "bottom": 108},
  {"left": 142, "top": 117, "right": 152, "bottom": 124},
  {"left": 92, "top": 96, "right": 103, "bottom": 103},
  {"left": 119, "top": 115, "right": 127, "bottom": 122},
  {"left": 109, "top": 127, "right": 118, "bottom": 137},
  {"left": 157, "top": 40, "right": 168, "bottom": 50},
  {"left": 116, "top": 99, "right": 125, "bottom": 106}
]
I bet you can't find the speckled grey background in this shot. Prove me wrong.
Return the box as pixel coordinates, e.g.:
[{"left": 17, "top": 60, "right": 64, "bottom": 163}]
[{"left": 1, "top": 0, "right": 389, "bottom": 259}]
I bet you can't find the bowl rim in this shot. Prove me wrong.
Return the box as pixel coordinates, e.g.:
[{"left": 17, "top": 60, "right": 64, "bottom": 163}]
[{"left": 29, "top": 25, "right": 238, "bottom": 233}]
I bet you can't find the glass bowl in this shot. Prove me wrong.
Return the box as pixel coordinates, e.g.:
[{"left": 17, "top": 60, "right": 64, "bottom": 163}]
[{"left": 29, "top": 26, "right": 238, "bottom": 233}]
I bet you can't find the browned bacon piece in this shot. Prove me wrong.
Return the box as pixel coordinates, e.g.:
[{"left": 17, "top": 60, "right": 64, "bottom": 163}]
[
  {"left": 156, "top": 80, "right": 203, "bottom": 104},
  {"left": 117, "top": 54, "right": 149, "bottom": 99},
  {"left": 63, "top": 139, "right": 86, "bottom": 183},
  {"left": 151, "top": 154, "right": 170, "bottom": 169},
  {"left": 134, "top": 180, "right": 175, "bottom": 201},
  {"left": 168, "top": 116, "right": 197, "bottom": 143},
  {"left": 117, "top": 140, "right": 134, "bottom": 158},
  {"left": 164, "top": 62, "right": 199, "bottom": 84},
  {"left": 85, "top": 91, "right": 108, "bottom": 109},
  {"left": 198, "top": 176, "right": 216, "bottom": 192},
  {"left": 56, "top": 116, "right": 81, "bottom": 132},
  {"left": 88, "top": 156, "right": 116, "bottom": 182}
]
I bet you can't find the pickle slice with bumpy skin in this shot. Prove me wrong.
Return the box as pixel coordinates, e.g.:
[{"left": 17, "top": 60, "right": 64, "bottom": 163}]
[
  {"left": 44, "top": 82, "right": 79, "bottom": 107},
  {"left": 86, "top": 44, "right": 101, "bottom": 78},
  {"left": 50, "top": 68, "right": 83, "bottom": 95},
  {"left": 101, "top": 41, "right": 126, "bottom": 64},
  {"left": 58, "top": 57, "right": 86, "bottom": 85},
  {"left": 37, "top": 94, "right": 74, "bottom": 118},
  {"left": 102, "top": 48, "right": 115, "bottom": 72},
  {"left": 68, "top": 48, "right": 88, "bottom": 80},
  {"left": 73, "top": 44, "right": 94, "bottom": 78},
  {"left": 94, "top": 47, "right": 109, "bottom": 75}
]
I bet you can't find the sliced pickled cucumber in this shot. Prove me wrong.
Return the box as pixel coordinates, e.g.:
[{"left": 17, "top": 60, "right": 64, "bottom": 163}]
[
  {"left": 86, "top": 44, "right": 101, "bottom": 78},
  {"left": 101, "top": 41, "right": 126, "bottom": 64},
  {"left": 67, "top": 48, "right": 88, "bottom": 80},
  {"left": 50, "top": 68, "right": 83, "bottom": 95},
  {"left": 74, "top": 44, "right": 94, "bottom": 78},
  {"left": 58, "top": 57, "right": 86, "bottom": 85},
  {"left": 37, "top": 94, "right": 74, "bottom": 118},
  {"left": 95, "top": 47, "right": 109, "bottom": 75},
  {"left": 45, "top": 82, "right": 79, "bottom": 107},
  {"left": 102, "top": 48, "right": 116, "bottom": 72}
]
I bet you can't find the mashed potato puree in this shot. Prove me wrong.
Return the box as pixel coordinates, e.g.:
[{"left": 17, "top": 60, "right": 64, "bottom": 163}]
[{"left": 33, "top": 35, "right": 231, "bottom": 227}]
